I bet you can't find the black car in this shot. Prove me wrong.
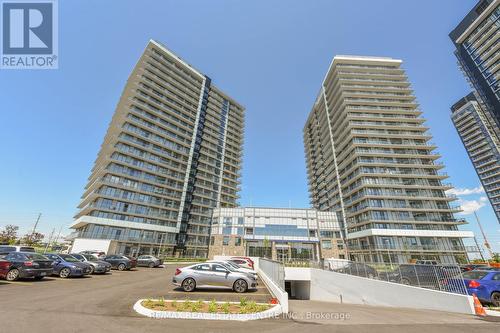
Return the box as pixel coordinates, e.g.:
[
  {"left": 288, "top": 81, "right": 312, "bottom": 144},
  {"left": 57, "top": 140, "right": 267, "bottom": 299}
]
[
  {"left": 1, "top": 252, "right": 53, "bottom": 281},
  {"left": 386, "top": 264, "right": 447, "bottom": 288},
  {"left": 102, "top": 255, "right": 136, "bottom": 271},
  {"left": 137, "top": 255, "right": 162, "bottom": 268},
  {"left": 334, "top": 262, "right": 379, "bottom": 279}
]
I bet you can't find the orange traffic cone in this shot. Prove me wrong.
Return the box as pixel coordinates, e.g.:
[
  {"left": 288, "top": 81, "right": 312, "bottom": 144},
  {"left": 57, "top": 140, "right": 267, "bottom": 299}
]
[{"left": 472, "top": 293, "right": 486, "bottom": 317}]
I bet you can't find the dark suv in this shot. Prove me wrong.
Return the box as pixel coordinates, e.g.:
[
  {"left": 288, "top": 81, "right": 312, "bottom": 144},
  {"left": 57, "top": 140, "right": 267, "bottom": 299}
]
[{"left": 1, "top": 252, "right": 53, "bottom": 281}]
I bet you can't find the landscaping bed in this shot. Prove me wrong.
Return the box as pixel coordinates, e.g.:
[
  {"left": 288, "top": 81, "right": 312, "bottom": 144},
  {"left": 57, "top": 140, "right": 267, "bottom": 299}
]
[
  {"left": 133, "top": 297, "right": 282, "bottom": 321},
  {"left": 141, "top": 297, "right": 271, "bottom": 314}
]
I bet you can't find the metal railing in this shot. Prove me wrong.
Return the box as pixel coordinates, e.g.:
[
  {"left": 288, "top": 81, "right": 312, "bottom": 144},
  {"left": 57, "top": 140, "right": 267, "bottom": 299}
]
[
  {"left": 259, "top": 258, "right": 285, "bottom": 290},
  {"left": 321, "top": 259, "right": 468, "bottom": 295}
]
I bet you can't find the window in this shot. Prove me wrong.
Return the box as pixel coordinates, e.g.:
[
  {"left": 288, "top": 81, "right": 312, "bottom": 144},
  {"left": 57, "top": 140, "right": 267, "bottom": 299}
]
[
  {"left": 321, "top": 240, "right": 332, "bottom": 249},
  {"left": 339, "top": 254, "right": 345, "bottom": 259},
  {"left": 222, "top": 227, "right": 232, "bottom": 235},
  {"left": 337, "top": 244, "right": 344, "bottom": 250},
  {"left": 334, "top": 231, "right": 341, "bottom": 238},
  {"left": 309, "top": 230, "right": 317, "bottom": 237},
  {"left": 320, "top": 230, "right": 334, "bottom": 238},
  {"left": 493, "top": 274, "right": 500, "bottom": 281},
  {"left": 237, "top": 217, "right": 244, "bottom": 225},
  {"left": 462, "top": 271, "right": 488, "bottom": 280},
  {"left": 195, "top": 264, "right": 210, "bottom": 271},
  {"left": 212, "top": 264, "right": 228, "bottom": 272},
  {"left": 245, "top": 228, "right": 253, "bottom": 235},
  {"left": 235, "top": 237, "right": 242, "bottom": 246},
  {"left": 210, "top": 237, "right": 215, "bottom": 245},
  {"left": 223, "top": 236, "right": 230, "bottom": 246}
]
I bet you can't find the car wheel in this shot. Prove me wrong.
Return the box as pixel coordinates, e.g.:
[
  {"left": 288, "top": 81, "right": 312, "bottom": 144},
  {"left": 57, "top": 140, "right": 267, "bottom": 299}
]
[
  {"left": 233, "top": 279, "right": 248, "bottom": 293},
  {"left": 6, "top": 268, "right": 20, "bottom": 281},
  {"left": 59, "top": 268, "right": 71, "bottom": 278},
  {"left": 148, "top": 262, "right": 154, "bottom": 268},
  {"left": 88, "top": 266, "right": 95, "bottom": 275},
  {"left": 401, "top": 278, "right": 411, "bottom": 285},
  {"left": 491, "top": 292, "right": 500, "bottom": 307},
  {"left": 34, "top": 276, "right": 44, "bottom": 281},
  {"left": 182, "top": 278, "right": 196, "bottom": 292},
  {"left": 117, "top": 263, "right": 126, "bottom": 271}
]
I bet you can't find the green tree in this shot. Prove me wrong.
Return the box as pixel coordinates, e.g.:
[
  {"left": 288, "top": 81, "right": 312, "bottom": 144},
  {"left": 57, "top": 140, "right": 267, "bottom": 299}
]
[
  {"left": 0, "top": 225, "right": 19, "bottom": 244},
  {"left": 491, "top": 253, "right": 500, "bottom": 263},
  {"left": 22, "top": 232, "right": 44, "bottom": 246}
]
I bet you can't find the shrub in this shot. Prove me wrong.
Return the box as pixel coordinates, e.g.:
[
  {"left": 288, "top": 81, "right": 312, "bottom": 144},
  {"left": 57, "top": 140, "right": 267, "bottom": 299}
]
[
  {"left": 222, "top": 302, "right": 230, "bottom": 314},
  {"left": 239, "top": 296, "right": 248, "bottom": 307},
  {"left": 208, "top": 299, "right": 217, "bottom": 313}
]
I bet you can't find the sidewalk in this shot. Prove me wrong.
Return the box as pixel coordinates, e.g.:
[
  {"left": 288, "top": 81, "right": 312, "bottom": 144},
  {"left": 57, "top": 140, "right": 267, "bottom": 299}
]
[{"left": 287, "top": 300, "right": 500, "bottom": 326}]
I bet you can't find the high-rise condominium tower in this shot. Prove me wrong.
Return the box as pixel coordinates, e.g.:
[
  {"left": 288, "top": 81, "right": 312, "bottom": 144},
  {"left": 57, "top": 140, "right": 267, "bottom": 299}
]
[
  {"left": 451, "top": 93, "right": 500, "bottom": 223},
  {"left": 450, "top": 0, "right": 499, "bottom": 127},
  {"left": 71, "top": 40, "right": 244, "bottom": 258},
  {"left": 304, "top": 55, "right": 473, "bottom": 264}
]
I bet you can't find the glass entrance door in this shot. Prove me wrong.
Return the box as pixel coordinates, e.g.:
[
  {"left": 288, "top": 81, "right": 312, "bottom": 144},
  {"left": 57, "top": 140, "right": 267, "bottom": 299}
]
[{"left": 276, "top": 248, "right": 289, "bottom": 262}]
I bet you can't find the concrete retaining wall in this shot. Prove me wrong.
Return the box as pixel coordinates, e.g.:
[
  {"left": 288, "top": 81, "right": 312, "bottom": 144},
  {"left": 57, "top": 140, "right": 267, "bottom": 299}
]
[{"left": 309, "top": 269, "right": 475, "bottom": 314}]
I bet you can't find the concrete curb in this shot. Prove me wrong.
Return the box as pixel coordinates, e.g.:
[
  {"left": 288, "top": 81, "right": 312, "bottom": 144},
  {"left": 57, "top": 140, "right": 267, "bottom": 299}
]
[
  {"left": 485, "top": 309, "right": 500, "bottom": 317},
  {"left": 133, "top": 299, "right": 282, "bottom": 321}
]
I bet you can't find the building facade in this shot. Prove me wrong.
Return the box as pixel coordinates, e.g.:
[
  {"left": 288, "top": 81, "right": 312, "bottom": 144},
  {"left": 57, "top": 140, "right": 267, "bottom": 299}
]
[
  {"left": 303, "top": 55, "right": 474, "bottom": 264},
  {"left": 71, "top": 40, "right": 244, "bottom": 258},
  {"left": 208, "top": 207, "right": 346, "bottom": 261},
  {"left": 450, "top": 0, "right": 499, "bottom": 127},
  {"left": 451, "top": 93, "right": 500, "bottom": 222}
]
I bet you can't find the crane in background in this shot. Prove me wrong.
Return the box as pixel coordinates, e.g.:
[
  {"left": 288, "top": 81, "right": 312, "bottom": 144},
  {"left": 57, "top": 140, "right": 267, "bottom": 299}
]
[{"left": 474, "top": 211, "right": 494, "bottom": 258}]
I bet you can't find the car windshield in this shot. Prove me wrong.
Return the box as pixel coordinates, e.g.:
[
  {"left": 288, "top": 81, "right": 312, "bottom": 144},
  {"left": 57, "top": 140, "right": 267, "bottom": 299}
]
[
  {"left": 219, "top": 263, "right": 236, "bottom": 272},
  {"left": 225, "top": 261, "right": 241, "bottom": 269},
  {"left": 25, "top": 253, "right": 49, "bottom": 260},
  {"left": 20, "top": 247, "right": 35, "bottom": 252},
  {"left": 83, "top": 254, "right": 97, "bottom": 261},
  {"left": 462, "top": 271, "right": 488, "bottom": 280},
  {"left": 71, "top": 254, "right": 84, "bottom": 260},
  {"left": 59, "top": 254, "right": 80, "bottom": 262}
]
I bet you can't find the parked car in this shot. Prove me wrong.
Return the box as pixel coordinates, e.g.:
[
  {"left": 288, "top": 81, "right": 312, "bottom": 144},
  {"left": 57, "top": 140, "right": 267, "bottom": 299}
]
[
  {"left": 137, "top": 255, "right": 162, "bottom": 268},
  {"left": 0, "top": 259, "right": 11, "bottom": 280},
  {"left": 102, "top": 255, "right": 136, "bottom": 271},
  {"left": 79, "top": 250, "right": 106, "bottom": 258},
  {"left": 1, "top": 252, "right": 54, "bottom": 281},
  {"left": 229, "top": 257, "right": 254, "bottom": 269},
  {"left": 333, "top": 262, "right": 379, "bottom": 279},
  {"left": 443, "top": 270, "right": 500, "bottom": 306},
  {"left": 386, "top": 264, "right": 447, "bottom": 288},
  {"left": 0, "top": 245, "right": 36, "bottom": 255},
  {"left": 44, "top": 253, "right": 92, "bottom": 278},
  {"left": 460, "top": 264, "right": 489, "bottom": 272},
  {"left": 70, "top": 253, "right": 112, "bottom": 274},
  {"left": 208, "top": 260, "right": 258, "bottom": 278},
  {"left": 172, "top": 262, "right": 257, "bottom": 293},
  {"left": 415, "top": 260, "right": 438, "bottom": 265}
]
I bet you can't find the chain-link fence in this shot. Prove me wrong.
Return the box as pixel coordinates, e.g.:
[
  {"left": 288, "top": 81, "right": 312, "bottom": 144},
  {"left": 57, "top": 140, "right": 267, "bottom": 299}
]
[{"left": 321, "top": 259, "right": 468, "bottom": 295}]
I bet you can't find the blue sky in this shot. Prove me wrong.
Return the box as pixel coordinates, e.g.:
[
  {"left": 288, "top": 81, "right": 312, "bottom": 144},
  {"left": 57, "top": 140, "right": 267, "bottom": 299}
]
[{"left": 0, "top": 0, "right": 498, "bottom": 254}]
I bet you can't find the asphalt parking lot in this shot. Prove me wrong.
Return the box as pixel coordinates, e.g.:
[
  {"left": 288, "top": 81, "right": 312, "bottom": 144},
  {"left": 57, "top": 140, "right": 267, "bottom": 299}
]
[{"left": 0, "top": 264, "right": 498, "bottom": 333}]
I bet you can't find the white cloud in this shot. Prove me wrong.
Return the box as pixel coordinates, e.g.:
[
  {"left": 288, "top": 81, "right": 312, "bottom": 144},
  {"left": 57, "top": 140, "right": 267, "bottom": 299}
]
[
  {"left": 458, "top": 196, "right": 488, "bottom": 215},
  {"left": 446, "top": 186, "right": 485, "bottom": 196}
]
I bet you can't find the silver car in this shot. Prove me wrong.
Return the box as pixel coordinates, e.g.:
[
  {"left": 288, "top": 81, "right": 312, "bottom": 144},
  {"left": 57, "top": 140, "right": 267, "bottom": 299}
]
[
  {"left": 207, "top": 260, "right": 258, "bottom": 278},
  {"left": 172, "top": 262, "right": 257, "bottom": 293},
  {"left": 70, "top": 253, "right": 112, "bottom": 274}
]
